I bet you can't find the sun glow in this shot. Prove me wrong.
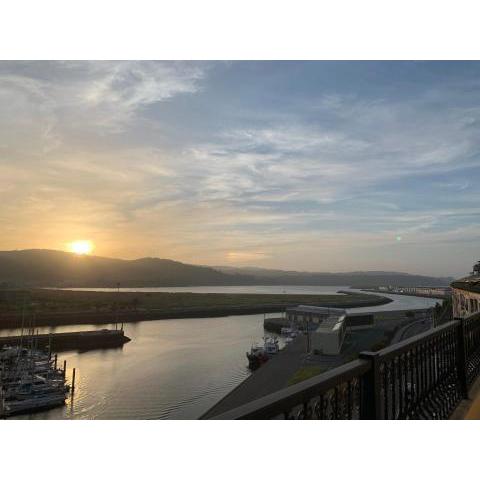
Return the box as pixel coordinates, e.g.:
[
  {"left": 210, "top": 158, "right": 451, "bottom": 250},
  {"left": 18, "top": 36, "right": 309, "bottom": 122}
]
[{"left": 69, "top": 240, "right": 94, "bottom": 255}]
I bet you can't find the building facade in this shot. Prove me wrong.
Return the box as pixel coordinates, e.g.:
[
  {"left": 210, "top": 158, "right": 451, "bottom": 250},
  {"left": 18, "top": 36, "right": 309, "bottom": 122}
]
[
  {"left": 451, "top": 261, "right": 480, "bottom": 319},
  {"left": 310, "top": 316, "right": 347, "bottom": 355},
  {"left": 286, "top": 305, "right": 347, "bottom": 324},
  {"left": 379, "top": 285, "right": 451, "bottom": 297}
]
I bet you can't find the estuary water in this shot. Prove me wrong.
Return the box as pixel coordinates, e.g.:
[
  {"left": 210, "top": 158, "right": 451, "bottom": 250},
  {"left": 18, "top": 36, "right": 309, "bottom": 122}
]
[{"left": 2, "top": 286, "right": 439, "bottom": 420}]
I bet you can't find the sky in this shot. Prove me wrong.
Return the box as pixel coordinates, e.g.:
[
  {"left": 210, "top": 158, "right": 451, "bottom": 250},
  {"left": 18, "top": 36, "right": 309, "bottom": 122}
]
[{"left": 0, "top": 61, "right": 479, "bottom": 277}]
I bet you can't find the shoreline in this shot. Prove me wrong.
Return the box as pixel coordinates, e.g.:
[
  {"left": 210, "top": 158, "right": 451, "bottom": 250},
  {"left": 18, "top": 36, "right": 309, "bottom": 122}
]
[
  {"left": 360, "top": 288, "right": 447, "bottom": 300},
  {"left": 0, "top": 289, "right": 392, "bottom": 329}
]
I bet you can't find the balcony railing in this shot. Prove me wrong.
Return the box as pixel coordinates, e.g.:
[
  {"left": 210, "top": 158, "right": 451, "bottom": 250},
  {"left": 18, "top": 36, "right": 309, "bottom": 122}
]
[
  {"left": 465, "top": 313, "right": 480, "bottom": 387},
  {"left": 212, "top": 314, "right": 480, "bottom": 420}
]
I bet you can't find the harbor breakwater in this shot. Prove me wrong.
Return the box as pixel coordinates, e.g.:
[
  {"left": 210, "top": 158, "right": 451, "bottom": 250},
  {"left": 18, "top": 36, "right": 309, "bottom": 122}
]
[{"left": 0, "top": 329, "right": 130, "bottom": 352}]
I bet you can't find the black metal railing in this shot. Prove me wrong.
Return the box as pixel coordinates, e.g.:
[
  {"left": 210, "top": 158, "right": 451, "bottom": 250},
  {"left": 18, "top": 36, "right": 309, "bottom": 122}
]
[
  {"left": 360, "top": 321, "right": 463, "bottom": 419},
  {"left": 212, "top": 314, "right": 480, "bottom": 420},
  {"left": 212, "top": 359, "right": 370, "bottom": 419},
  {"left": 464, "top": 313, "right": 480, "bottom": 388}
]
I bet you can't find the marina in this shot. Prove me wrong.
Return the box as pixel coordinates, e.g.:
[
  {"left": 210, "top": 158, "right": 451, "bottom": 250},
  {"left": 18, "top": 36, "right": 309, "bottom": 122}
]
[{"left": 0, "top": 339, "right": 73, "bottom": 418}]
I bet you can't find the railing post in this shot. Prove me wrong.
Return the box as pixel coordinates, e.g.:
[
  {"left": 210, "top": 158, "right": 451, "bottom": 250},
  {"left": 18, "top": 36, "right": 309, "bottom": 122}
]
[
  {"left": 359, "top": 351, "right": 382, "bottom": 419},
  {"left": 455, "top": 318, "right": 469, "bottom": 398}
]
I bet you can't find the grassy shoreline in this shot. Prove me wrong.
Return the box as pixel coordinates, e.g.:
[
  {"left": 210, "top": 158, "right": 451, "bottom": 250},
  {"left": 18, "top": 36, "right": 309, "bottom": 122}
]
[{"left": 0, "top": 288, "right": 392, "bottom": 329}]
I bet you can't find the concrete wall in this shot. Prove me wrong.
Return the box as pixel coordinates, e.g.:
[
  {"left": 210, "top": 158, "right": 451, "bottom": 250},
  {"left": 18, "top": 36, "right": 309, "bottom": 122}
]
[
  {"left": 311, "top": 322, "right": 346, "bottom": 355},
  {"left": 286, "top": 312, "right": 330, "bottom": 324}
]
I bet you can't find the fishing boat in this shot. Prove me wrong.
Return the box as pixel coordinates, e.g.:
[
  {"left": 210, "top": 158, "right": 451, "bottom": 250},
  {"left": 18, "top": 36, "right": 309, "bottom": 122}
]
[
  {"left": 246, "top": 336, "right": 280, "bottom": 370},
  {"left": 281, "top": 326, "right": 299, "bottom": 338},
  {"left": 263, "top": 336, "right": 280, "bottom": 355},
  {"left": 246, "top": 344, "right": 268, "bottom": 370}
]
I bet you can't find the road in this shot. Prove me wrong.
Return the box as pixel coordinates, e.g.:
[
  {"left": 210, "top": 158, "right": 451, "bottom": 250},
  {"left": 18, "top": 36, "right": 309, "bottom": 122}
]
[{"left": 391, "top": 312, "right": 433, "bottom": 344}]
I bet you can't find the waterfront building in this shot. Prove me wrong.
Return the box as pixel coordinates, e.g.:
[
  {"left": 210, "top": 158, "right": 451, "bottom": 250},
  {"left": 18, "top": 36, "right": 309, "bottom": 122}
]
[
  {"left": 286, "top": 305, "right": 346, "bottom": 324},
  {"left": 379, "top": 285, "right": 451, "bottom": 297},
  {"left": 345, "top": 313, "right": 375, "bottom": 331},
  {"left": 451, "top": 260, "right": 480, "bottom": 319},
  {"left": 286, "top": 306, "right": 347, "bottom": 355},
  {"left": 310, "top": 314, "right": 347, "bottom": 355}
]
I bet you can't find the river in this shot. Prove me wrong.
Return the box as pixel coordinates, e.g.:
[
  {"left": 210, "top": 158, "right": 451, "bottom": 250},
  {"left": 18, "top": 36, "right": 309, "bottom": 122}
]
[{"left": 2, "top": 286, "right": 440, "bottom": 420}]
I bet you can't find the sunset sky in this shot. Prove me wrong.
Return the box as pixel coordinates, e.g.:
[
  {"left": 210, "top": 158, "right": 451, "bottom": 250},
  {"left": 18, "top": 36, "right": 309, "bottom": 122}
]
[{"left": 1, "top": 61, "right": 479, "bottom": 277}]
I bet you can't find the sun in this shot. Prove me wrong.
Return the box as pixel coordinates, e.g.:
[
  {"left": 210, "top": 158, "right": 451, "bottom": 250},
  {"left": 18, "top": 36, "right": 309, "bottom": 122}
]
[{"left": 69, "top": 240, "right": 94, "bottom": 255}]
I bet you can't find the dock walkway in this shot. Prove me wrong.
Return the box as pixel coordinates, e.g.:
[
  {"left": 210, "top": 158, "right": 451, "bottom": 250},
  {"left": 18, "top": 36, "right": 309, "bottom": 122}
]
[{"left": 202, "top": 335, "right": 308, "bottom": 418}]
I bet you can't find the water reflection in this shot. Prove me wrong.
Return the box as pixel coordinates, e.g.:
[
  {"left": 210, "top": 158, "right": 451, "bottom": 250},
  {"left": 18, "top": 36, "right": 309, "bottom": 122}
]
[{"left": 9, "top": 315, "right": 270, "bottom": 419}]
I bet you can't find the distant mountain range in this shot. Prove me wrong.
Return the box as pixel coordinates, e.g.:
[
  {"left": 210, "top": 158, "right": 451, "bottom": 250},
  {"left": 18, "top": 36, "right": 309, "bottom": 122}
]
[
  {"left": 213, "top": 265, "right": 453, "bottom": 287},
  {"left": 0, "top": 249, "right": 453, "bottom": 288}
]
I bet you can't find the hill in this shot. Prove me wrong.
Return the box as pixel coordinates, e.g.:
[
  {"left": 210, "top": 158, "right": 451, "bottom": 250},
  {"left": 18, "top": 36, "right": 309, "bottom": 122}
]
[
  {"left": 213, "top": 265, "right": 452, "bottom": 288},
  {"left": 0, "top": 249, "right": 452, "bottom": 288},
  {"left": 0, "top": 249, "right": 251, "bottom": 287}
]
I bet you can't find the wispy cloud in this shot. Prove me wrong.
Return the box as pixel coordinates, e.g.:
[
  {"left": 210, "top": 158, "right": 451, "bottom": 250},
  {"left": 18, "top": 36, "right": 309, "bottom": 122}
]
[{"left": 1, "top": 61, "right": 479, "bottom": 276}]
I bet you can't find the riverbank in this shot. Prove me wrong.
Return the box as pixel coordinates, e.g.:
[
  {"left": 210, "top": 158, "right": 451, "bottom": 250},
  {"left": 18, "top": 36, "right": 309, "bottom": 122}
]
[{"left": 0, "top": 288, "right": 392, "bottom": 328}]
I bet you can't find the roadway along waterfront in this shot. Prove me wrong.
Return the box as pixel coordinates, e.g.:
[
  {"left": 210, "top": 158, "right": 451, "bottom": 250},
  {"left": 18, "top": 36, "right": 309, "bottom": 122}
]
[{"left": 0, "top": 286, "right": 440, "bottom": 419}]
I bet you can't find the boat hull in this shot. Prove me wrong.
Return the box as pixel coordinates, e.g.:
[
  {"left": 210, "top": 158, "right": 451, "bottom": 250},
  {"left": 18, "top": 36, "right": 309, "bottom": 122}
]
[{"left": 3, "top": 394, "right": 66, "bottom": 416}]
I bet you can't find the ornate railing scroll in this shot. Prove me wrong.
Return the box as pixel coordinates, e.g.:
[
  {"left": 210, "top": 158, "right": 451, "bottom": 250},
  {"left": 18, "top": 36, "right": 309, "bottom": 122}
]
[{"left": 212, "top": 359, "right": 370, "bottom": 420}]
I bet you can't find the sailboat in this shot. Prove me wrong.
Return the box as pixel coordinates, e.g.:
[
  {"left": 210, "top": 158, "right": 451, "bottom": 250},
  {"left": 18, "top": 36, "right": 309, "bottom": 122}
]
[{"left": 0, "top": 302, "right": 71, "bottom": 417}]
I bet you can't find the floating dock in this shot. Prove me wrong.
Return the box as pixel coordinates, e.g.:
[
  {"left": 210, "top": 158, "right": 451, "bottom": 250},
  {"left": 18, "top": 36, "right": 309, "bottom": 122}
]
[{"left": 0, "top": 329, "right": 130, "bottom": 352}]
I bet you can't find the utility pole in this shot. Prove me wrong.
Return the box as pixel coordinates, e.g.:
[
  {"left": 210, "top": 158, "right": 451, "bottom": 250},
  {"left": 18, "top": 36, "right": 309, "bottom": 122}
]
[
  {"left": 115, "top": 282, "right": 120, "bottom": 330},
  {"left": 304, "top": 318, "right": 311, "bottom": 354}
]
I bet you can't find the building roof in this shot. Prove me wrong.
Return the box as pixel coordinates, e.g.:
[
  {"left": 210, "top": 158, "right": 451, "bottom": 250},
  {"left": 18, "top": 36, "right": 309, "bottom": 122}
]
[
  {"left": 286, "top": 305, "right": 347, "bottom": 315},
  {"left": 451, "top": 275, "right": 480, "bottom": 294},
  {"left": 315, "top": 314, "right": 346, "bottom": 332}
]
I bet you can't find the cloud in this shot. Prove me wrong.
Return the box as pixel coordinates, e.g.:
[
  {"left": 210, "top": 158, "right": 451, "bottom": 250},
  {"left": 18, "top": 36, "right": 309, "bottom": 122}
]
[
  {"left": 0, "top": 61, "right": 479, "bottom": 276},
  {"left": 0, "top": 61, "right": 206, "bottom": 145},
  {"left": 76, "top": 61, "right": 206, "bottom": 129}
]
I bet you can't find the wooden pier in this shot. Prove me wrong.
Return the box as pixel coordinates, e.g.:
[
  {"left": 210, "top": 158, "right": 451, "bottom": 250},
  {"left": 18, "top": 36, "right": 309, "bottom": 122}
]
[{"left": 0, "top": 329, "right": 130, "bottom": 352}]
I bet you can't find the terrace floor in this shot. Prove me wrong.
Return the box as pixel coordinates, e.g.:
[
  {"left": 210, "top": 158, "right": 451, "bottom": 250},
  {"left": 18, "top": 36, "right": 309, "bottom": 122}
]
[{"left": 450, "top": 376, "right": 480, "bottom": 419}]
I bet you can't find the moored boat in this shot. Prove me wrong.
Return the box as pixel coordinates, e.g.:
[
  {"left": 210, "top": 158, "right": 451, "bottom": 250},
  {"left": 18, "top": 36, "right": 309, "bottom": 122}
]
[
  {"left": 246, "top": 344, "right": 268, "bottom": 370},
  {"left": 3, "top": 392, "right": 67, "bottom": 415},
  {"left": 246, "top": 336, "right": 280, "bottom": 370},
  {"left": 1, "top": 344, "right": 70, "bottom": 417}
]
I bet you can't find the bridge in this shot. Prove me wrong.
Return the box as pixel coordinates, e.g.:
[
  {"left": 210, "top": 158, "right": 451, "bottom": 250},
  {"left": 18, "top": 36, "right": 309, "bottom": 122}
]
[{"left": 210, "top": 312, "right": 480, "bottom": 419}]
